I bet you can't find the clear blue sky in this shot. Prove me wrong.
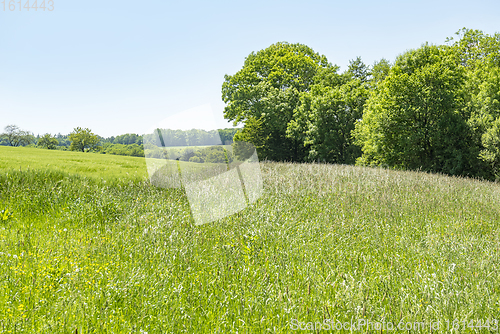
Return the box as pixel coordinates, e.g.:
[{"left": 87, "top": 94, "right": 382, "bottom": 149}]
[{"left": 1, "top": 0, "right": 499, "bottom": 137}]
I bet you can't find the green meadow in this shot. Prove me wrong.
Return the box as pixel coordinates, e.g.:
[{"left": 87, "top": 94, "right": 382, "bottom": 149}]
[
  {"left": 0, "top": 146, "right": 148, "bottom": 183},
  {"left": 1, "top": 146, "right": 500, "bottom": 333}
]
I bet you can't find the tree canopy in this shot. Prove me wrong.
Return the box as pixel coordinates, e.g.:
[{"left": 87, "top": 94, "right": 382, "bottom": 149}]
[
  {"left": 38, "top": 134, "right": 59, "bottom": 150},
  {"left": 222, "top": 42, "right": 331, "bottom": 161},
  {"left": 352, "top": 29, "right": 500, "bottom": 179},
  {"left": 69, "top": 127, "right": 101, "bottom": 152},
  {"left": 288, "top": 79, "right": 368, "bottom": 164},
  {"left": 222, "top": 28, "right": 500, "bottom": 180},
  {"left": 354, "top": 44, "right": 472, "bottom": 174},
  {"left": 1, "top": 125, "right": 34, "bottom": 147}
]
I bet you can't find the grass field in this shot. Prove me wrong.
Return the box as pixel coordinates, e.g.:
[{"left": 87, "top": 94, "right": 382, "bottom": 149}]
[
  {"left": 0, "top": 146, "right": 215, "bottom": 186},
  {"left": 1, "top": 146, "right": 500, "bottom": 332},
  {"left": 0, "top": 146, "right": 149, "bottom": 183}
]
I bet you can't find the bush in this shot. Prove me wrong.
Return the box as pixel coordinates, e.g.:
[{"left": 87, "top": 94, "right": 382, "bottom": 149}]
[
  {"left": 189, "top": 156, "right": 202, "bottom": 163},
  {"left": 103, "top": 143, "right": 144, "bottom": 157}
]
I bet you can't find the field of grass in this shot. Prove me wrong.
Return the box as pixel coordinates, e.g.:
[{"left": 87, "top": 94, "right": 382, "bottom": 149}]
[
  {"left": 1, "top": 147, "right": 500, "bottom": 332},
  {"left": 0, "top": 146, "right": 148, "bottom": 183},
  {"left": 0, "top": 146, "right": 213, "bottom": 186}
]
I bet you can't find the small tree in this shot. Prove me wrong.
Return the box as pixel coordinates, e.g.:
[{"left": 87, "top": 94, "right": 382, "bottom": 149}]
[
  {"left": 1, "top": 125, "right": 34, "bottom": 147},
  {"left": 69, "top": 127, "right": 101, "bottom": 152},
  {"left": 38, "top": 134, "right": 59, "bottom": 149}
]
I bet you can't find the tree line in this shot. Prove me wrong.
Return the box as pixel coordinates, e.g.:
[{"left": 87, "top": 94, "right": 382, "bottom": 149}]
[
  {"left": 0, "top": 126, "right": 239, "bottom": 159},
  {"left": 222, "top": 28, "right": 500, "bottom": 180},
  {"left": 142, "top": 128, "right": 238, "bottom": 148}
]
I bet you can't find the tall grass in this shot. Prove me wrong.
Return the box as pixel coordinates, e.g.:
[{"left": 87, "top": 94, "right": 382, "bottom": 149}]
[{"left": 1, "top": 155, "right": 500, "bottom": 332}]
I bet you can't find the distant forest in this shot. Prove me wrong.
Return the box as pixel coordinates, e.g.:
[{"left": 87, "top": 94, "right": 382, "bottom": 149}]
[{"left": 0, "top": 128, "right": 239, "bottom": 158}]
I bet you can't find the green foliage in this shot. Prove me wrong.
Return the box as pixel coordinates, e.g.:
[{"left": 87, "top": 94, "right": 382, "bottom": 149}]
[
  {"left": 217, "top": 128, "right": 239, "bottom": 145},
  {"left": 312, "top": 63, "right": 345, "bottom": 88},
  {"left": 203, "top": 146, "right": 228, "bottom": 163},
  {"left": 1, "top": 125, "right": 35, "bottom": 147},
  {"left": 188, "top": 156, "right": 202, "bottom": 163},
  {"left": 475, "top": 69, "right": 500, "bottom": 179},
  {"left": 222, "top": 42, "right": 330, "bottom": 161},
  {"left": 354, "top": 44, "right": 480, "bottom": 176},
  {"left": 447, "top": 28, "right": 500, "bottom": 69},
  {"left": 55, "top": 133, "right": 71, "bottom": 148},
  {"left": 222, "top": 44, "right": 378, "bottom": 164},
  {"left": 371, "top": 58, "right": 391, "bottom": 85},
  {"left": 69, "top": 127, "right": 101, "bottom": 153},
  {"left": 178, "top": 146, "right": 232, "bottom": 164},
  {"left": 480, "top": 117, "right": 500, "bottom": 179},
  {"left": 232, "top": 141, "right": 258, "bottom": 161},
  {"left": 180, "top": 148, "right": 196, "bottom": 161},
  {"left": 0, "top": 208, "right": 13, "bottom": 221},
  {"left": 213, "top": 28, "right": 500, "bottom": 179},
  {"left": 345, "top": 56, "right": 371, "bottom": 83},
  {"left": 112, "top": 133, "right": 143, "bottom": 145},
  {"left": 232, "top": 117, "right": 267, "bottom": 159},
  {"left": 102, "top": 143, "right": 144, "bottom": 157},
  {"left": 143, "top": 128, "right": 237, "bottom": 148},
  {"left": 288, "top": 80, "right": 368, "bottom": 164},
  {"left": 37, "top": 133, "right": 59, "bottom": 150}
]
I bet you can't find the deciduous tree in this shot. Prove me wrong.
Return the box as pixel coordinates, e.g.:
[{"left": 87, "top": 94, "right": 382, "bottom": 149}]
[
  {"left": 354, "top": 44, "right": 477, "bottom": 176},
  {"left": 222, "top": 42, "right": 331, "bottom": 161},
  {"left": 371, "top": 58, "right": 391, "bottom": 85},
  {"left": 288, "top": 80, "right": 368, "bottom": 164},
  {"left": 38, "top": 134, "right": 59, "bottom": 149},
  {"left": 1, "top": 125, "right": 34, "bottom": 147},
  {"left": 69, "top": 127, "right": 101, "bottom": 152}
]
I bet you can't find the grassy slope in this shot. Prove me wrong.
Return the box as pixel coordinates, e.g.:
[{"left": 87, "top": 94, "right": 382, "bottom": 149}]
[
  {"left": 0, "top": 146, "right": 213, "bottom": 185},
  {"left": 0, "top": 146, "right": 148, "bottom": 183},
  {"left": 1, "top": 147, "right": 500, "bottom": 332}
]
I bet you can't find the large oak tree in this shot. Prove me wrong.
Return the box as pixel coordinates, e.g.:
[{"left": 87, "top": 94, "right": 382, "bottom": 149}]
[{"left": 222, "top": 42, "right": 331, "bottom": 161}]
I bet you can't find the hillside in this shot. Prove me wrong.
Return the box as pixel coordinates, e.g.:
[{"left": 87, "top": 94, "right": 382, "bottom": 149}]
[
  {"left": 0, "top": 146, "right": 148, "bottom": 182},
  {"left": 1, "top": 148, "right": 500, "bottom": 332}
]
